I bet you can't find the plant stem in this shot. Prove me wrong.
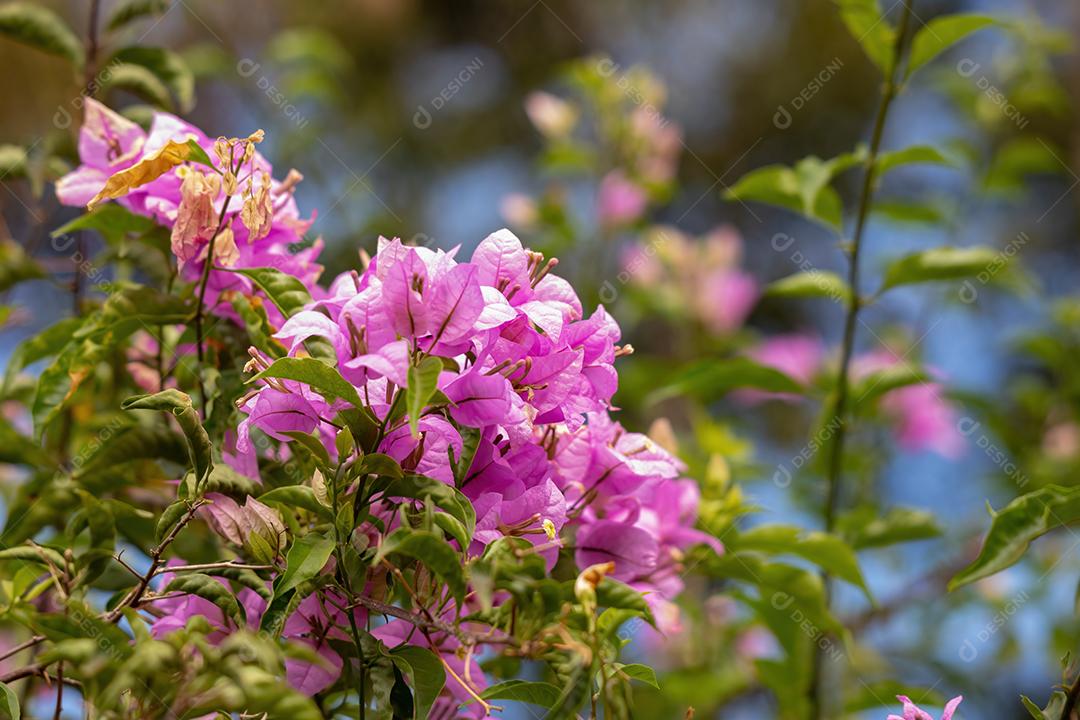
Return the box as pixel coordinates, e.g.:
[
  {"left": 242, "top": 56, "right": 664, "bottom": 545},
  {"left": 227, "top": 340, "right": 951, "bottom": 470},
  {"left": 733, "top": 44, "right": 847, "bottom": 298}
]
[
  {"left": 193, "top": 197, "right": 234, "bottom": 417},
  {"left": 809, "top": 4, "right": 914, "bottom": 718},
  {"left": 1062, "top": 669, "right": 1080, "bottom": 720},
  {"left": 330, "top": 460, "right": 367, "bottom": 720}
]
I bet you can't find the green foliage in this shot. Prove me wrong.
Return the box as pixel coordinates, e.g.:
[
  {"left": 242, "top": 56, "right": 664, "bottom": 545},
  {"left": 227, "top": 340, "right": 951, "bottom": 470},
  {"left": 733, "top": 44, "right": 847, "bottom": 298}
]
[
  {"left": 906, "top": 15, "right": 997, "bottom": 78},
  {"left": 951, "top": 485, "right": 1080, "bottom": 589},
  {"left": 0, "top": 2, "right": 82, "bottom": 67},
  {"left": 405, "top": 355, "right": 443, "bottom": 437},
  {"left": 728, "top": 524, "right": 873, "bottom": 601},
  {"left": 653, "top": 357, "right": 804, "bottom": 404},
  {"left": 110, "top": 46, "right": 196, "bottom": 112},
  {"left": 105, "top": 0, "right": 170, "bottom": 32},
  {"left": 389, "top": 646, "right": 446, "bottom": 719},
  {"left": 832, "top": 0, "right": 894, "bottom": 73},
  {"left": 0, "top": 682, "right": 18, "bottom": 720},
  {"left": 723, "top": 150, "right": 865, "bottom": 230},
  {"left": 879, "top": 245, "right": 1004, "bottom": 291},
  {"left": 229, "top": 266, "right": 314, "bottom": 318},
  {"left": 122, "top": 389, "right": 214, "bottom": 487},
  {"left": 274, "top": 532, "right": 335, "bottom": 597},
  {"left": 249, "top": 356, "right": 363, "bottom": 407},
  {"left": 765, "top": 270, "right": 851, "bottom": 303}
]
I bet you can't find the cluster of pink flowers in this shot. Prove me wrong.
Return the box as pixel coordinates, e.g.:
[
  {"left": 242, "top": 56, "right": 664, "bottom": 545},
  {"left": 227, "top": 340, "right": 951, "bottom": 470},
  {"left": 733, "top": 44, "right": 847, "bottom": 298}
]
[
  {"left": 238, "top": 227, "right": 721, "bottom": 612},
  {"left": 748, "top": 334, "right": 965, "bottom": 457},
  {"left": 200, "top": 229, "right": 723, "bottom": 706},
  {"left": 621, "top": 225, "right": 759, "bottom": 335},
  {"left": 56, "top": 99, "right": 323, "bottom": 324}
]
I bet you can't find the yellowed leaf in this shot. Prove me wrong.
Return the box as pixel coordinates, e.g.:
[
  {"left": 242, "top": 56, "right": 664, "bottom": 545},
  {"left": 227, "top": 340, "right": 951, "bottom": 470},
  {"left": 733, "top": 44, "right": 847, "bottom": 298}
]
[{"left": 86, "top": 138, "right": 194, "bottom": 210}]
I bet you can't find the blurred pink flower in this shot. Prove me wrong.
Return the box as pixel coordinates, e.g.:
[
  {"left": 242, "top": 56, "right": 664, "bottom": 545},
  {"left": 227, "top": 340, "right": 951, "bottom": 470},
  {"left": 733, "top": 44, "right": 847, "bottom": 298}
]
[
  {"left": 619, "top": 242, "right": 663, "bottom": 287},
  {"left": 740, "top": 333, "right": 825, "bottom": 403},
  {"left": 524, "top": 91, "right": 578, "bottom": 138},
  {"left": 887, "top": 695, "right": 962, "bottom": 720},
  {"left": 854, "top": 350, "right": 965, "bottom": 458},
  {"left": 499, "top": 192, "right": 539, "bottom": 229},
  {"left": 598, "top": 170, "right": 648, "bottom": 228},
  {"left": 697, "top": 269, "right": 759, "bottom": 335},
  {"left": 750, "top": 334, "right": 824, "bottom": 385}
]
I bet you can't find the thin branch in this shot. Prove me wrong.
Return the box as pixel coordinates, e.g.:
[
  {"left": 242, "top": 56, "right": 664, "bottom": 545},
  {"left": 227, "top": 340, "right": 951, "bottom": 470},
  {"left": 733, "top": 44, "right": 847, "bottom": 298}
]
[
  {"left": 0, "top": 636, "right": 45, "bottom": 664},
  {"left": 810, "top": 4, "right": 916, "bottom": 718},
  {"left": 104, "top": 501, "right": 205, "bottom": 624},
  {"left": 193, "top": 196, "right": 235, "bottom": 417}
]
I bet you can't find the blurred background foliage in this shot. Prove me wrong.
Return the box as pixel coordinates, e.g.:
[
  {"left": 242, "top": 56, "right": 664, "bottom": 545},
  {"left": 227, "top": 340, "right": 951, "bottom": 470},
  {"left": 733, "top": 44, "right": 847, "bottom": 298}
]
[{"left": 0, "top": 0, "right": 1078, "bottom": 718}]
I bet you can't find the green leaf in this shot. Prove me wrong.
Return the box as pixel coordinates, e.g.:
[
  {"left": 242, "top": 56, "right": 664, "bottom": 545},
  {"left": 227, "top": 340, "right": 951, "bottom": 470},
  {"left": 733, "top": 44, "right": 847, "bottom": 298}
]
[
  {"left": 850, "top": 363, "right": 930, "bottom": 407},
  {"left": 106, "top": 0, "right": 169, "bottom": 31},
  {"left": 833, "top": 0, "right": 895, "bottom": 73},
  {"left": 358, "top": 453, "right": 404, "bottom": 480},
  {"left": 156, "top": 500, "right": 191, "bottom": 543},
  {"left": 111, "top": 46, "right": 195, "bottom": 112},
  {"left": 202, "top": 464, "right": 260, "bottom": 497},
  {"left": 651, "top": 357, "right": 804, "bottom": 404},
  {"left": 229, "top": 267, "right": 313, "bottom": 318},
  {"left": 231, "top": 293, "right": 286, "bottom": 359},
  {"left": 2, "top": 316, "right": 81, "bottom": 394},
  {"left": 880, "top": 246, "right": 1002, "bottom": 291},
  {"left": 730, "top": 524, "right": 873, "bottom": 601},
  {"left": 258, "top": 486, "right": 333, "bottom": 521},
  {"left": 725, "top": 150, "right": 865, "bottom": 231},
  {"left": 0, "top": 144, "right": 26, "bottom": 179},
  {"left": 1020, "top": 691, "right": 1068, "bottom": 720},
  {"left": 122, "top": 389, "right": 213, "bottom": 485},
  {"left": 705, "top": 553, "right": 844, "bottom": 636},
  {"left": 183, "top": 138, "right": 214, "bottom": 168},
  {"left": 375, "top": 529, "right": 466, "bottom": 602},
  {"left": 73, "top": 424, "right": 188, "bottom": 479},
  {"left": 479, "top": 679, "right": 562, "bottom": 708},
  {"left": 872, "top": 199, "right": 945, "bottom": 225},
  {"left": 0, "top": 545, "right": 66, "bottom": 569},
  {"left": 275, "top": 533, "right": 334, "bottom": 597},
  {"left": 405, "top": 356, "right": 443, "bottom": 438},
  {"left": 876, "top": 145, "right": 956, "bottom": 175},
  {"left": 907, "top": 14, "right": 997, "bottom": 78},
  {"left": 31, "top": 286, "right": 192, "bottom": 435},
  {"left": 101, "top": 62, "right": 173, "bottom": 109},
  {"left": 282, "top": 431, "right": 331, "bottom": 468},
  {"left": 596, "top": 578, "right": 654, "bottom": 626},
  {"left": 379, "top": 474, "right": 475, "bottom": 547},
  {"left": 950, "top": 485, "right": 1080, "bottom": 590},
  {"left": 52, "top": 204, "right": 158, "bottom": 246},
  {"left": 390, "top": 646, "right": 446, "bottom": 720},
  {"left": 0, "top": 3, "right": 82, "bottom": 67},
  {"left": 0, "top": 681, "right": 19, "bottom": 720},
  {"left": 164, "top": 572, "right": 245, "bottom": 625},
  {"left": 249, "top": 356, "right": 362, "bottom": 408},
  {"left": 765, "top": 270, "right": 851, "bottom": 303},
  {"left": 614, "top": 663, "right": 659, "bottom": 689},
  {"left": 838, "top": 506, "right": 942, "bottom": 549}
]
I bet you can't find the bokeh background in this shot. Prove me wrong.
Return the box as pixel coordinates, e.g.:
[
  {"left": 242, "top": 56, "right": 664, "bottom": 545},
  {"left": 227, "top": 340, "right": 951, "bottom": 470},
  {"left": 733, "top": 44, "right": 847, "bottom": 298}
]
[{"left": 2, "top": 0, "right": 1079, "bottom": 717}]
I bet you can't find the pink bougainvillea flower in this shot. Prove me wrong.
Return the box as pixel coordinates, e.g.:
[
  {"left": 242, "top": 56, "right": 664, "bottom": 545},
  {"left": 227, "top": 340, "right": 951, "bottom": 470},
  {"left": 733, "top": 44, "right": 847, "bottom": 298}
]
[
  {"left": 887, "top": 695, "right": 963, "bottom": 720},
  {"left": 56, "top": 101, "right": 322, "bottom": 327},
  {"left": 227, "top": 227, "right": 725, "bottom": 697},
  {"left": 739, "top": 333, "right": 825, "bottom": 404},
  {"left": 697, "top": 268, "right": 759, "bottom": 335},
  {"left": 853, "top": 350, "right": 965, "bottom": 458},
  {"left": 598, "top": 170, "right": 648, "bottom": 228},
  {"left": 524, "top": 91, "right": 578, "bottom": 139}
]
